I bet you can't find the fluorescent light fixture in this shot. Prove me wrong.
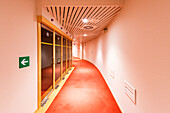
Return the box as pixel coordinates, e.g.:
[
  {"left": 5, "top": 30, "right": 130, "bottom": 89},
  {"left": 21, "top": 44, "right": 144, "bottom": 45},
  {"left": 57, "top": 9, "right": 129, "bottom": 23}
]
[
  {"left": 83, "top": 34, "right": 87, "bottom": 36},
  {"left": 82, "top": 18, "right": 88, "bottom": 23}
]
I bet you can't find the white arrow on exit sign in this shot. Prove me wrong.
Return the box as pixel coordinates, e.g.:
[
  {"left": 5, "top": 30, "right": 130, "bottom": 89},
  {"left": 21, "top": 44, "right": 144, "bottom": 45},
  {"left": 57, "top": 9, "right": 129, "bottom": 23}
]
[{"left": 21, "top": 59, "right": 28, "bottom": 65}]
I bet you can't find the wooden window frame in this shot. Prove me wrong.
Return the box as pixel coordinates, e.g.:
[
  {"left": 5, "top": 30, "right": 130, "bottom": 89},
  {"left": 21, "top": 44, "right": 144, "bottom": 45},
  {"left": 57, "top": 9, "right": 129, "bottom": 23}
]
[{"left": 37, "top": 16, "right": 73, "bottom": 109}]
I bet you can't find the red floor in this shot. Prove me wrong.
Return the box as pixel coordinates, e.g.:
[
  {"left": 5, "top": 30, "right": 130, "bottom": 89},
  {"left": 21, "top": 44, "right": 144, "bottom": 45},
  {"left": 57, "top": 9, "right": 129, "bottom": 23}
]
[{"left": 46, "top": 58, "right": 121, "bottom": 113}]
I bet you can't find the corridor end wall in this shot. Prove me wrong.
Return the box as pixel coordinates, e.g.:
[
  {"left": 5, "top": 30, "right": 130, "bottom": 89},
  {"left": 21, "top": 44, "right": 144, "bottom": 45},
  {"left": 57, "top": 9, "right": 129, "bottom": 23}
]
[{"left": 83, "top": 0, "right": 170, "bottom": 113}]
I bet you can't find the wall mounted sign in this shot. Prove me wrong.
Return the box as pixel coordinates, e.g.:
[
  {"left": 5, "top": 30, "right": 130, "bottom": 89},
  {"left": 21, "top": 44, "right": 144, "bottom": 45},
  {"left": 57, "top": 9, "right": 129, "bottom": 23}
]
[{"left": 19, "top": 56, "right": 30, "bottom": 68}]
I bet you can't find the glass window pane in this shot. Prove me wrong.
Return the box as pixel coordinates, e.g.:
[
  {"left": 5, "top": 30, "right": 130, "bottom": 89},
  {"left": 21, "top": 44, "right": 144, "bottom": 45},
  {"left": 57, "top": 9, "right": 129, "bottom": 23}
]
[
  {"left": 67, "top": 40, "right": 69, "bottom": 69},
  {"left": 55, "top": 34, "right": 61, "bottom": 83},
  {"left": 63, "top": 37, "right": 66, "bottom": 73},
  {"left": 41, "top": 27, "right": 53, "bottom": 98},
  {"left": 70, "top": 42, "right": 72, "bottom": 67}
]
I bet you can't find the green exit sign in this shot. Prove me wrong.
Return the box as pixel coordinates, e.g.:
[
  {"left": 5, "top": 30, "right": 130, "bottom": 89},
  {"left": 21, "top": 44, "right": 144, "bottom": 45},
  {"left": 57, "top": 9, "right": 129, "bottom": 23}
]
[{"left": 19, "top": 56, "right": 30, "bottom": 68}]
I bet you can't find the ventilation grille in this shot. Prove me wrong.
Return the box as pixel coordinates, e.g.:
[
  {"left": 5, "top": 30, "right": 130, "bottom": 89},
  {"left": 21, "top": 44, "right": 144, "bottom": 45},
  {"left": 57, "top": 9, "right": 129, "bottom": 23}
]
[{"left": 45, "top": 6, "right": 122, "bottom": 36}]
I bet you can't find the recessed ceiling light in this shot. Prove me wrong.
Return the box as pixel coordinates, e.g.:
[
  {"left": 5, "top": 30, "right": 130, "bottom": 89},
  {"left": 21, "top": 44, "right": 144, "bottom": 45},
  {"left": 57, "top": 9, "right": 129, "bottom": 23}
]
[
  {"left": 82, "top": 18, "right": 88, "bottom": 23},
  {"left": 83, "top": 34, "right": 87, "bottom": 36}
]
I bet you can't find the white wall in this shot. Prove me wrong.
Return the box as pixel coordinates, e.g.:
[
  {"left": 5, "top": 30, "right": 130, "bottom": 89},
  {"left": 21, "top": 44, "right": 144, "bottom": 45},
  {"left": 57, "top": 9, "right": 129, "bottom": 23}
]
[
  {"left": 73, "top": 43, "right": 83, "bottom": 59},
  {"left": 0, "top": 0, "right": 37, "bottom": 113},
  {"left": 83, "top": 0, "right": 170, "bottom": 113},
  {"left": 80, "top": 43, "right": 82, "bottom": 59},
  {"left": 73, "top": 44, "right": 79, "bottom": 58}
]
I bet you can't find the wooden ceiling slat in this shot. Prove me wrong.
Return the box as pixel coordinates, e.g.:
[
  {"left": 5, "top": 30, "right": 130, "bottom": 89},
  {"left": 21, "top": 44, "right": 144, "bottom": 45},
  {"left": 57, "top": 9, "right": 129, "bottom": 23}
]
[
  {"left": 47, "top": 6, "right": 53, "bottom": 16},
  {"left": 76, "top": 7, "right": 93, "bottom": 28},
  {"left": 95, "top": 6, "right": 110, "bottom": 20},
  {"left": 74, "top": 7, "right": 94, "bottom": 34},
  {"left": 46, "top": 7, "right": 49, "bottom": 12},
  {"left": 73, "top": 7, "right": 90, "bottom": 32},
  {"left": 66, "top": 7, "right": 75, "bottom": 30},
  {"left": 94, "top": 7, "right": 121, "bottom": 32},
  {"left": 60, "top": 6, "right": 64, "bottom": 26},
  {"left": 45, "top": 5, "right": 122, "bottom": 42},
  {"left": 63, "top": 7, "right": 68, "bottom": 27},
  {"left": 97, "top": 6, "right": 115, "bottom": 23},
  {"left": 55, "top": 7, "right": 58, "bottom": 21},
  {"left": 82, "top": 7, "right": 97, "bottom": 27},
  {"left": 83, "top": 6, "right": 121, "bottom": 36},
  {"left": 93, "top": 14, "right": 117, "bottom": 32},
  {"left": 97, "top": 7, "right": 111, "bottom": 19},
  {"left": 69, "top": 7, "right": 88, "bottom": 34},
  {"left": 79, "top": 6, "right": 99, "bottom": 28},
  {"left": 86, "top": 7, "right": 97, "bottom": 19},
  {"left": 69, "top": 7, "right": 82, "bottom": 34},
  {"left": 56, "top": 7, "right": 60, "bottom": 24},
  {"left": 64, "top": 6, "right": 70, "bottom": 28},
  {"left": 88, "top": 7, "right": 102, "bottom": 26},
  {"left": 52, "top": 6, "right": 56, "bottom": 20},
  {"left": 67, "top": 7, "right": 79, "bottom": 32},
  {"left": 65, "top": 6, "right": 73, "bottom": 30},
  {"left": 103, "top": 8, "right": 121, "bottom": 24},
  {"left": 92, "top": 6, "right": 106, "bottom": 20},
  {"left": 90, "top": 7, "right": 102, "bottom": 19},
  {"left": 96, "top": 6, "right": 121, "bottom": 25}
]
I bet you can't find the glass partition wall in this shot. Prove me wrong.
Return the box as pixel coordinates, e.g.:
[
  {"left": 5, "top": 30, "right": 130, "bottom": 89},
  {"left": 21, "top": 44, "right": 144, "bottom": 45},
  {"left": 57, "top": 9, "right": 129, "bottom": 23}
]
[{"left": 40, "top": 24, "right": 73, "bottom": 102}]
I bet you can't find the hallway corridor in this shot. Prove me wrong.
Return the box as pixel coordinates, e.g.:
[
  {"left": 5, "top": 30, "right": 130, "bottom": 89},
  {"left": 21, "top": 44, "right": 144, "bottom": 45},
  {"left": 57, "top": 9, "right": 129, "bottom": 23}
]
[{"left": 46, "top": 58, "right": 121, "bottom": 113}]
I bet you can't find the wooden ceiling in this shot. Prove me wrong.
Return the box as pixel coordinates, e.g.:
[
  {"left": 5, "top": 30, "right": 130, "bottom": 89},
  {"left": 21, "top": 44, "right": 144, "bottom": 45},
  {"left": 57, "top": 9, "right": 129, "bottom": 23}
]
[{"left": 45, "top": 6, "right": 122, "bottom": 42}]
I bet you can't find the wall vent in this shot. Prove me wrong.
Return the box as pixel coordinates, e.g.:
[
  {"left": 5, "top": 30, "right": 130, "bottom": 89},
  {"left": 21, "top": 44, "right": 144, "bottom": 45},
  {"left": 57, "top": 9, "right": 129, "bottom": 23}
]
[{"left": 124, "top": 81, "right": 136, "bottom": 104}]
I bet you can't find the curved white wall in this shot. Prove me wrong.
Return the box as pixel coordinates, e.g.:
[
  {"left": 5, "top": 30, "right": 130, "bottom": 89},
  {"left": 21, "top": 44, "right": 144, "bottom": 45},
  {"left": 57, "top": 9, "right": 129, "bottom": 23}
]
[{"left": 83, "top": 0, "right": 170, "bottom": 113}]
